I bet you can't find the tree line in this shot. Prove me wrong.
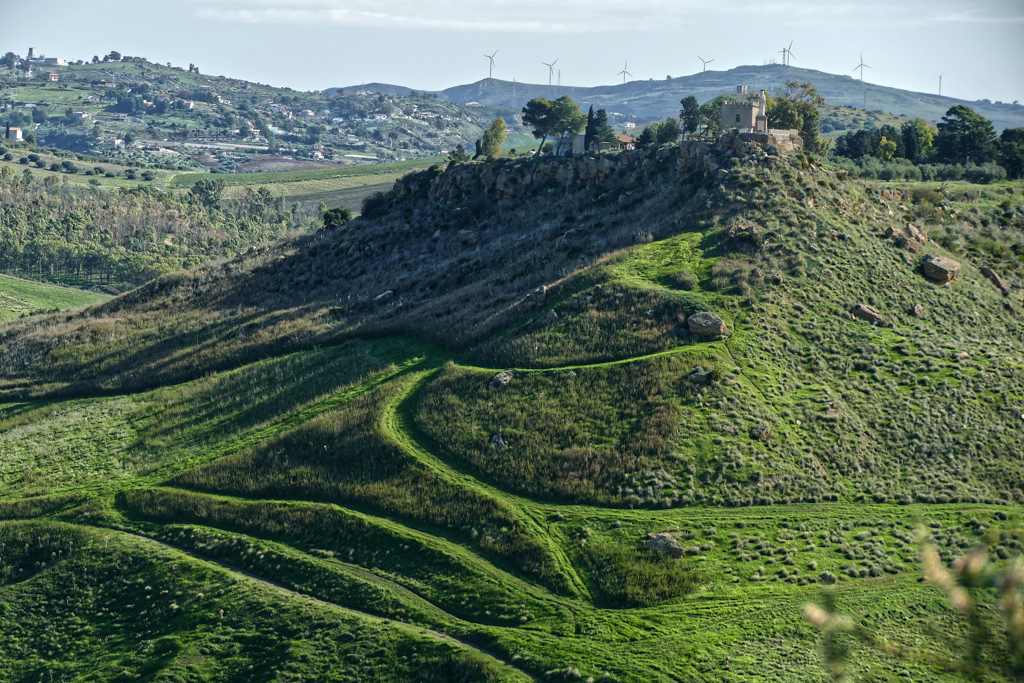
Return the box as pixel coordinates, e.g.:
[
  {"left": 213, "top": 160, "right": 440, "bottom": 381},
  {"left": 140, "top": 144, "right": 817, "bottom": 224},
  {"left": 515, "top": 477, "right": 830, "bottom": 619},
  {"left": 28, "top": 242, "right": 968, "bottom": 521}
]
[
  {"left": 833, "top": 105, "right": 1024, "bottom": 178},
  {"left": 0, "top": 170, "right": 319, "bottom": 289}
]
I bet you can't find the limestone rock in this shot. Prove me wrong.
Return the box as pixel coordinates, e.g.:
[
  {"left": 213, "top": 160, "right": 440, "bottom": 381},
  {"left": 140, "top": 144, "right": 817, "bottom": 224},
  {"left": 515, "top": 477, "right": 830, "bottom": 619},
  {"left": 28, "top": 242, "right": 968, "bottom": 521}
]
[
  {"left": 824, "top": 409, "right": 845, "bottom": 420},
  {"left": 490, "top": 432, "right": 508, "bottom": 449},
  {"left": 488, "top": 370, "right": 513, "bottom": 390},
  {"left": 912, "top": 304, "right": 926, "bottom": 318},
  {"left": 922, "top": 255, "right": 961, "bottom": 284},
  {"left": 646, "top": 532, "right": 685, "bottom": 558},
  {"left": 373, "top": 290, "right": 394, "bottom": 302},
  {"left": 751, "top": 422, "right": 771, "bottom": 440},
  {"left": 688, "top": 312, "right": 729, "bottom": 339},
  {"left": 885, "top": 223, "right": 929, "bottom": 252},
  {"left": 980, "top": 266, "right": 1011, "bottom": 297},
  {"left": 850, "top": 304, "right": 885, "bottom": 325}
]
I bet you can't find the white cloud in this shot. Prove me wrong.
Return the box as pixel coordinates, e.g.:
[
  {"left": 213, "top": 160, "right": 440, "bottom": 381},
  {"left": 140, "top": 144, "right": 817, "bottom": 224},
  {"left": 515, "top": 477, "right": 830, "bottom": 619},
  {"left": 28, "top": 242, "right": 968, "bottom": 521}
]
[{"left": 185, "top": 0, "right": 1024, "bottom": 32}]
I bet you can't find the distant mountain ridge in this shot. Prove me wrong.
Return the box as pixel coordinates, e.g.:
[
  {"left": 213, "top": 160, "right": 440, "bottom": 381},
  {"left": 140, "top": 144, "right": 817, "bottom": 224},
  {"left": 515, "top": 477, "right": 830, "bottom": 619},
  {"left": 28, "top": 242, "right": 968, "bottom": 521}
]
[{"left": 332, "top": 64, "right": 1024, "bottom": 131}]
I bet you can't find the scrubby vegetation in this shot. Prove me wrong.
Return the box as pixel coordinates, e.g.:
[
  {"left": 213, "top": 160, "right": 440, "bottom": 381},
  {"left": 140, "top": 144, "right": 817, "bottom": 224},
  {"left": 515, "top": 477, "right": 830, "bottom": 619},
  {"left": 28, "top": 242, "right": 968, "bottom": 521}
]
[
  {"left": 2, "top": 124, "right": 1024, "bottom": 681},
  {"left": 172, "top": 381, "right": 568, "bottom": 591}
]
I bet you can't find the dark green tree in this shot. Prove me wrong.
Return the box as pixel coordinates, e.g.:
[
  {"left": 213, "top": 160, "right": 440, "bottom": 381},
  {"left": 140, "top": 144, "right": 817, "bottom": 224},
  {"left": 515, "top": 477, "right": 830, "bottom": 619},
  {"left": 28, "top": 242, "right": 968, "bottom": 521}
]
[
  {"left": 636, "top": 124, "right": 658, "bottom": 148},
  {"left": 189, "top": 178, "right": 226, "bottom": 209},
  {"left": 935, "top": 105, "right": 997, "bottom": 165},
  {"left": 769, "top": 80, "right": 824, "bottom": 151},
  {"left": 447, "top": 144, "right": 468, "bottom": 164},
  {"left": 998, "top": 128, "right": 1024, "bottom": 179},
  {"left": 584, "top": 105, "right": 596, "bottom": 151},
  {"left": 679, "top": 96, "right": 700, "bottom": 135},
  {"left": 481, "top": 116, "right": 506, "bottom": 158},
  {"left": 656, "top": 117, "right": 682, "bottom": 143},
  {"left": 522, "top": 95, "right": 585, "bottom": 156},
  {"left": 901, "top": 118, "right": 935, "bottom": 162},
  {"left": 593, "top": 109, "right": 615, "bottom": 146},
  {"left": 322, "top": 206, "right": 353, "bottom": 229}
]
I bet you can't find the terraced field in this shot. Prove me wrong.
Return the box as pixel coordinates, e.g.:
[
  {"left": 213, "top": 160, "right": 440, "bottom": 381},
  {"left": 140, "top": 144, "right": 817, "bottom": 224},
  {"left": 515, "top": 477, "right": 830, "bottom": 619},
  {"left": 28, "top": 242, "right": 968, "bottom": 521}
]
[{"left": 2, "top": 140, "right": 1023, "bottom": 681}]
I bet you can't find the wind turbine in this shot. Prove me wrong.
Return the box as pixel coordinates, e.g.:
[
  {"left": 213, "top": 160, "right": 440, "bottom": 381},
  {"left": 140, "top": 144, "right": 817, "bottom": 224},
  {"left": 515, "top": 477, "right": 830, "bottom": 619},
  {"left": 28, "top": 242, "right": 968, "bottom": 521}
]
[
  {"left": 853, "top": 54, "right": 870, "bottom": 84},
  {"left": 617, "top": 61, "right": 632, "bottom": 84},
  {"left": 484, "top": 50, "right": 497, "bottom": 79},
  {"left": 937, "top": 70, "right": 946, "bottom": 96},
  {"left": 698, "top": 55, "right": 715, "bottom": 73},
  {"left": 779, "top": 40, "right": 794, "bottom": 66},
  {"left": 542, "top": 59, "right": 558, "bottom": 86}
]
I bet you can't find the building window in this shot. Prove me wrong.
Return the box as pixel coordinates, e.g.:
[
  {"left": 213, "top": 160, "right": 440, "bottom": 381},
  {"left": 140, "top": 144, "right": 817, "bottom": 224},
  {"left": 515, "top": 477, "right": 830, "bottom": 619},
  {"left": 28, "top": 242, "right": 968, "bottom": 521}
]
[{"left": 735, "top": 114, "right": 741, "bottom": 123}]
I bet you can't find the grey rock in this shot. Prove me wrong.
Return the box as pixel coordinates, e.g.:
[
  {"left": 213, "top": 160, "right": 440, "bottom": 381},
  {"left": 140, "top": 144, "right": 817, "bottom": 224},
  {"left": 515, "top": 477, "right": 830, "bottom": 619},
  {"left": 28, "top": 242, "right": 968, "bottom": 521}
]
[
  {"left": 686, "top": 367, "right": 710, "bottom": 384},
  {"left": 885, "top": 223, "right": 929, "bottom": 252},
  {"left": 488, "top": 370, "right": 513, "bottom": 390},
  {"left": 912, "top": 303, "right": 926, "bottom": 318},
  {"left": 980, "top": 266, "right": 1011, "bottom": 297},
  {"left": 688, "top": 312, "right": 729, "bottom": 339},
  {"left": 851, "top": 304, "right": 885, "bottom": 325},
  {"left": 538, "top": 309, "right": 559, "bottom": 325},
  {"left": 646, "top": 532, "right": 685, "bottom": 558},
  {"left": 922, "top": 254, "right": 961, "bottom": 284},
  {"left": 751, "top": 422, "right": 771, "bottom": 440},
  {"left": 373, "top": 290, "right": 394, "bottom": 302}
]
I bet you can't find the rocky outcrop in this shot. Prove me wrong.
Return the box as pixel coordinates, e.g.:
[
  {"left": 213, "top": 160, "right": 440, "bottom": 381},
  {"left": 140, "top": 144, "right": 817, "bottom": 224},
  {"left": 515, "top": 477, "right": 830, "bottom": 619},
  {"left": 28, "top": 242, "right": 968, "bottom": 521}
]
[
  {"left": 751, "top": 422, "right": 772, "bottom": 440},
  {"left": 407, "top": 131, "right": 805, "bottom": 208},
  {"left": 912, "top": 303, "right": 926, "bottom": 318},
  {"left": 488, "top": 370, "right": 513, "bottom": 390},
  {"left": 981, "top": 266, "right": 1011, "bottom": 297},
  {"left": 923, "top": 255, "right": 961, "bottom": 284},
  {"left": 850, "top": 304, "right": 885, "bottom": 325},
  {"left": 885, "top": 223, "right": 930, "bottom": 252},
  {"left": 687, "top": 312, "right": 728, "bottom": 339}
]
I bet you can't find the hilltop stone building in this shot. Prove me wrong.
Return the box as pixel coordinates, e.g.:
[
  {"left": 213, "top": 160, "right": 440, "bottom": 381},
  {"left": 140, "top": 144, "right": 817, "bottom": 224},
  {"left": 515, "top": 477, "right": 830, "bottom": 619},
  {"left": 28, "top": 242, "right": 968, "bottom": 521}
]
[{"left": 722, "top": 90, "right": 768, "bottom": 133}]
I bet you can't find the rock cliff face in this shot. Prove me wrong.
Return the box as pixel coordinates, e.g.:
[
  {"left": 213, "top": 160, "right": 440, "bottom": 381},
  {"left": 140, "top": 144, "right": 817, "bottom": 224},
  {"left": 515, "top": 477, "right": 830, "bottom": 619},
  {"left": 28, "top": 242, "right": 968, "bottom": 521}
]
[{"left": 392, "top": 132, "right": 803, "bottom": 207}]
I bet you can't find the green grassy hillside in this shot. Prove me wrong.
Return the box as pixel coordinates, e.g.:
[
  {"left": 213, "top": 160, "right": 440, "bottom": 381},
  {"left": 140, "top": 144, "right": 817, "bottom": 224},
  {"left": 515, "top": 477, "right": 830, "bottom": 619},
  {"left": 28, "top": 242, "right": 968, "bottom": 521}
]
[
  {"left": 2, "top": 135, "right": 1023, "bottom": 681},
  {"left": 0, "top": 274, "right": 108, "bottom": 320}
]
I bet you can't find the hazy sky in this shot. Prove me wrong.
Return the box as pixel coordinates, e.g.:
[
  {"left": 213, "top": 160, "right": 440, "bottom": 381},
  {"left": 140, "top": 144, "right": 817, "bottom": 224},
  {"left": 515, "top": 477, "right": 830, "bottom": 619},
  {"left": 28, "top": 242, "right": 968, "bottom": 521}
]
[{"left": 5, "top": 0, "right": 1024, "bottom": 102}]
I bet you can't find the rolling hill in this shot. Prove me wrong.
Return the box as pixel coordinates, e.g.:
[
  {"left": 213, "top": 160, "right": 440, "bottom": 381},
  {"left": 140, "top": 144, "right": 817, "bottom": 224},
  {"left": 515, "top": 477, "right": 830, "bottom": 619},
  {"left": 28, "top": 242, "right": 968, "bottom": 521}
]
[
  {"left": 2, "top": 126, "right": 1024, "bottom": 681},
  {"left": 341, "top": 64, "right": 1024, "bottom": 131}
]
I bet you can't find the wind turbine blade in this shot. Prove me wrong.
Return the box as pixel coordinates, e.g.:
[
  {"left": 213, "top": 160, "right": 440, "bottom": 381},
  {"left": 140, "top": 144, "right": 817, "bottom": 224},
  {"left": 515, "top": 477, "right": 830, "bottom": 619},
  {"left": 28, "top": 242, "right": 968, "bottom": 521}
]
[
  {"left": 708, "top": 60, "right": 715, "bottom": 64},
  {"left": 552, "top": 59, "right": 558, "bottom": 66},
  {"left": 789, "top": 40, "right": 793, "bottom": 50}
]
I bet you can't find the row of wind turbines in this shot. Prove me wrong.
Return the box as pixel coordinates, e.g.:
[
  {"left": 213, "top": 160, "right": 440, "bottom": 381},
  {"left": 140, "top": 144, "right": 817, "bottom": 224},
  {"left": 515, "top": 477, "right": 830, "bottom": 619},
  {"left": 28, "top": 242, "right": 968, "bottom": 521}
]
[{"left": 483, "top": 47, "right": 949, "bottom": 96}]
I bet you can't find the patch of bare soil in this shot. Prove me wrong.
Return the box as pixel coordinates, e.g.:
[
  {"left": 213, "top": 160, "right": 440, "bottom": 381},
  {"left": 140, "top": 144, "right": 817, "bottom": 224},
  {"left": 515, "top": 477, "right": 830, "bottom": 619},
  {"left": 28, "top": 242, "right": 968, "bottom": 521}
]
[
  {"left": 192, "top": 154, "right": 221, "bottom": 168},
  {"left": 237, "top": 158, "right": 351, "bottom": 172}
]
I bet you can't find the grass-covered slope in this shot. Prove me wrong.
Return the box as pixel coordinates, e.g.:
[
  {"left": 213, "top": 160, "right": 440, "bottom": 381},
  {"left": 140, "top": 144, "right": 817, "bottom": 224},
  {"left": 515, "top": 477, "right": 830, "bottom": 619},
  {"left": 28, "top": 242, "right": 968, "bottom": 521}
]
[
  {"left": 0, "top": 274, "right": 108, "bottom": 320},
  {"left": 1, "top": 136, "right": 1024, "bottom": 681}
]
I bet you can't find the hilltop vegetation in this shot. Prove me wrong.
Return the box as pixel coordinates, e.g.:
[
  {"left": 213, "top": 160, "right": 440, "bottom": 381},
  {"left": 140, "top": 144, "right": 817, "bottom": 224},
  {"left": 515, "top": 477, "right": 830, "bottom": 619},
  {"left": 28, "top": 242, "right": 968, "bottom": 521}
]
[{"left": 2, "top": 113, "right": 1024, "bottom": 682}]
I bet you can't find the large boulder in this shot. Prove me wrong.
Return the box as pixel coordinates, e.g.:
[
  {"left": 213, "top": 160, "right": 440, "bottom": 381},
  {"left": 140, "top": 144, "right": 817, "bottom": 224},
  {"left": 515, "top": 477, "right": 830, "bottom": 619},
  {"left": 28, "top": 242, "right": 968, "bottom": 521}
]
[
  {"left": 687, "top": 312, "right": 729, "bottom": 339},
  {"left": 923, "top": 255, "right": 961, "bottom": 284},
  {"left": 646, "top": 532, "right": 685, "bottom": 558},
  {"left": 488, "top": 370, "right": 513, "bottom": 390},
  {"left": 851, "top": 304, "right": 885, "bottom": 325},
  {"left": 751, "top": 422, "right": 772, "bottom": 440}
]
